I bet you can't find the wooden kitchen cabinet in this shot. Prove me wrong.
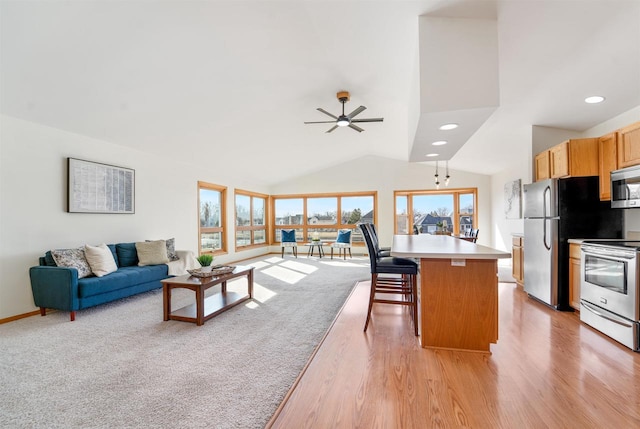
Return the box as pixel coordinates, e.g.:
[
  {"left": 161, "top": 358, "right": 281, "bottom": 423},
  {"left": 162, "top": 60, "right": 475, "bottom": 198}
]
[
  {"left": 568, "top": 243, "right": 581, "bottom": 311},
  {"left": 512, "top": 236, "right": 524, "bottom": 290},
  {"left": 617, "top": 120, "right": 640, "bottom": 169},
  {"left": 534, "top": 151, "right": 550, "bottom": 181},
  {"left": 535, "top": 138, "right": 598, "bottom": 181},
  {"left": 550, "top": 138, "right": 599, "bottom": 178},
  {"left": 598, "top": 132, "right": 617, "bottom": 201}
]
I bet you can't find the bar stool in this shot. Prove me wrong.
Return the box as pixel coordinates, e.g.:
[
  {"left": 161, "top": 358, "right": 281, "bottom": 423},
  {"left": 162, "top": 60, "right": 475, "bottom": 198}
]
[{"left": 359, "top": 224, "right": 419, "bottom": 336}]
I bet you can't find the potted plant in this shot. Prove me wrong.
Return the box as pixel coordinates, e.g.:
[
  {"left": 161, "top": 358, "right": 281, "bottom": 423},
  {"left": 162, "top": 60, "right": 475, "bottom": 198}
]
[
  {"left": 196, "top": 254, "right": 214, "bottom": 272},
  {"left": 436, "top": 221, "right": 443, "bottom": 232}
]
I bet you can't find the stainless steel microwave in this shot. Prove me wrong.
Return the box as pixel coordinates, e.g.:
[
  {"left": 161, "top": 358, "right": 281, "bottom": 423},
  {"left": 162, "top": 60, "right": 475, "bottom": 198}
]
[{"left": 611, "top": 165, "right": 640, "bottom": 208}]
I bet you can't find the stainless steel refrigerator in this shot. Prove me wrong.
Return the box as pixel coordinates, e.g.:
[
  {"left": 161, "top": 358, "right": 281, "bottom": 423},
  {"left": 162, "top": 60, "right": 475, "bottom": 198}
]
[{"left": 523, "top": 176, "right": 623, "bottom": 310}]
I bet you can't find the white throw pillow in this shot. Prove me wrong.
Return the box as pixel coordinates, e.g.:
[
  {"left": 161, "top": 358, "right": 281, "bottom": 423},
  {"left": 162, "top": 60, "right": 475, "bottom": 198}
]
[
  {"left": 84, "top": 243, "right": 118, "bottom": 277},
  {"left": 136, "top": 240, "right": 169, "bottom": 266}
]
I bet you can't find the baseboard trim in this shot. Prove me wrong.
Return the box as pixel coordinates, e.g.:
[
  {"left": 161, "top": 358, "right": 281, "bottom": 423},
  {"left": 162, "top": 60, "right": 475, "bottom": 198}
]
[{"left": 0, "top": 310, "right": 41, "bottom": 325}]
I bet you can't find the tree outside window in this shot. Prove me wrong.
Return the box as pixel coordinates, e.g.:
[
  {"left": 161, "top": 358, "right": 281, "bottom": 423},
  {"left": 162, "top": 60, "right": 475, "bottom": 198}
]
[
  {"left": 198, "top": 182, "right": 226, "bottom": 255},
  {"left": 235, "top": 190, "right": 268, "bottom": 249}
]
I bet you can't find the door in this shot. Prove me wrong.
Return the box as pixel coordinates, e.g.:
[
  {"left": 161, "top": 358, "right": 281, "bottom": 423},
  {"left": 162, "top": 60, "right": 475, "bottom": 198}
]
[{"left": 524, "top": 218, "right": 559, "bottom": 307}]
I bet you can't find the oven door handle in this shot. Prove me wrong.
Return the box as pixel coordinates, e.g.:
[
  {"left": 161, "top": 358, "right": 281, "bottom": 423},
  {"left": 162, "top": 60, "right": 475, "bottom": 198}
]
[{"left": 581, "top": 301, "right": 634, "bottom": 328}]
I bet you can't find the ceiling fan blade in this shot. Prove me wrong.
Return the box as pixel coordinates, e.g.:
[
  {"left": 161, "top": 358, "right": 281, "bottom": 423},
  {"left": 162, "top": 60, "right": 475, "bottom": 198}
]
[
  {"left": 349, "top": 123, "right": 364, "bottom": 133},
  {"left": 326, "top": 125, "right": 339, "bottom": 133},
  {"left": 347, "top": 105, "right": 366, "bottom": 119},
  {"left": 351, "top": 118, "right": 384, "bottom": 123},
  {"left": 317, "top": 108, "right": 338, "bottom": 120},
  {"left": 305, "top": 120, "right": 338, "bottom": 124}
]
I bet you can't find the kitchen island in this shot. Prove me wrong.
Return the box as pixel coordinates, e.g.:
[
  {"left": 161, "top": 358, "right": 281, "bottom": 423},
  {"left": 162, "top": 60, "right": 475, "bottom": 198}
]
[{"left": 391, "top": 234, "right": 510, "bottom": 353}]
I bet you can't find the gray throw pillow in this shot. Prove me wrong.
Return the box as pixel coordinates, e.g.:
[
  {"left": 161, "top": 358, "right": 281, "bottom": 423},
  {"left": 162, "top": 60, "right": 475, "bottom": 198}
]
[{"left": 50, "top": 247, "right": 93, "bottom": 278}]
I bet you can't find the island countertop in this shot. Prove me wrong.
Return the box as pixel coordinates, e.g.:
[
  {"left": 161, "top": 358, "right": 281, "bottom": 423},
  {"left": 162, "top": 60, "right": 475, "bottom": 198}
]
[{"left": 391, "top": 234, "right": 511, "bottom": 260}]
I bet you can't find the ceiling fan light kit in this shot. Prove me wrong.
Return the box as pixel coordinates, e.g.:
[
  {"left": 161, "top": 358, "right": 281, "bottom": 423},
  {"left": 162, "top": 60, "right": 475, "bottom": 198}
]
[{"left": 304, "top": 91, "right": 384, "bottom": 133}]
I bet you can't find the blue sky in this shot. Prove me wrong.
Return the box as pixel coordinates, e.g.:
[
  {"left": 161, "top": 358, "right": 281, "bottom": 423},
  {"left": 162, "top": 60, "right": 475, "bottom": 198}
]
[{"left": 275, "top": 196, "right": 373, "bottom": 216}]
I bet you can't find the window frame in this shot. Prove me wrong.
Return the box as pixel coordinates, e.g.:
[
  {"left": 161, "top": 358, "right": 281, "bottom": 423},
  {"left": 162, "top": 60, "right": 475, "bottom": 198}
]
[
  {"left": 271, "top": 191, "right": 377, "bottom": 246},
  {"left": 393, "top": 188, "right": 478, "bottom": 235},
  {"left": 198, "top": 181, "right": 227, "bottom": 256},
  {"left": 234, "top": 189, "right": 269, "bottom": 250}
]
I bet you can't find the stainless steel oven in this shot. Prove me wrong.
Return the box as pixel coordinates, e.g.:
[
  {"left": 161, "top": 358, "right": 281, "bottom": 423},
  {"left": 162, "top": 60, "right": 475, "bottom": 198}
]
[{"left": 580, "top": 241, "right": 640, "bottom": 351}]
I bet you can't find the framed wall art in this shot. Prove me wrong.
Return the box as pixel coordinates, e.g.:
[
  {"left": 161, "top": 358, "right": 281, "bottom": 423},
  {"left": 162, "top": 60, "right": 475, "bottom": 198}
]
[
  {"left": 504, "top": 178, "right": 522, "bottom": 219},
  {"left": 67, "top": 158, "right": 135, "bottom": 214}
]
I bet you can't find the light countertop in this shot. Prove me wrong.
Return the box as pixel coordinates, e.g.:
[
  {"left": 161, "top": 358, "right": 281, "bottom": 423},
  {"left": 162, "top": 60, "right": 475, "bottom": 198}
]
[{"left": 391, "top": 234, "right": 511, "bottom": 260}]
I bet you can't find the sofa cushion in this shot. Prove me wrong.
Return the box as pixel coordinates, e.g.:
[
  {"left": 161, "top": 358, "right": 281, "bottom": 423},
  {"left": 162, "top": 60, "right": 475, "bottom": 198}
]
[
  {"left": 107, "top": 244, "right": 119, "bottom": 267},
  {"left": 77, "top": 265, "right": 169, "bottom": 298},
  {"left": 84, "top": 243, "right": 118, "bottom": 277},
  {"left": 136, "top": 240, "right": 170, "bottom": 266},
  {"left": 116, "top": 243, "right": 138, "bottom": 267},
  {"left": 50, "top": 248, "right": 93, "bottom": 279}
]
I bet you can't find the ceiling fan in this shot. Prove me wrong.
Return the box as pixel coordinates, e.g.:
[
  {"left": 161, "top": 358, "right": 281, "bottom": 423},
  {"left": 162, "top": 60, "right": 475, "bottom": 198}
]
[{"left": 304, "top": 91, "right": 384, "bottom": 133}]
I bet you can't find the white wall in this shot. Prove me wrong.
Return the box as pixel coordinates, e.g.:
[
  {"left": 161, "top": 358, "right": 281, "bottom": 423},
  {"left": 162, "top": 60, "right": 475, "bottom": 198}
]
[
  {"left": 0, "top": 115, "right": 270, "bottom": 319},
  {"left": 269, "top": 155, "right": 493, "bottom": 250},
  {"left": 487, "top": 124, "right": 532, "bottom": 262}
]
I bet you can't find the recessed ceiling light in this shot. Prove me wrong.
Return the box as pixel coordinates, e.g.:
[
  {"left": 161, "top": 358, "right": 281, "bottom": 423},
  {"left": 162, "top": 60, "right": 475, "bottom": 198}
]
[
  {"left": 585, "top": 96, "right": 605, "bottom": 104},
  {"left": 439, "top": 123, "right": 458, "bottom": 130},
  {"left": 425, "top": 153, "right": 439, "bottom": 157},
  {"left": 432, "top": 140, "right": 447, "bottom": 146}
]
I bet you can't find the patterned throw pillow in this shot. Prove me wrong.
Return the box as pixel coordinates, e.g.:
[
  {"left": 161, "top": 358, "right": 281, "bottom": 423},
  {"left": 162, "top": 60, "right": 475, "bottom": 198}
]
[
  {"left": 135, "top": 240, "right": 170, "bottom": 266},
  {"left": 50, "top": 248, "right": 93, "bottom": 279},
  {"left": 84, "top": 243, "right": 118, "bottom": 277}
]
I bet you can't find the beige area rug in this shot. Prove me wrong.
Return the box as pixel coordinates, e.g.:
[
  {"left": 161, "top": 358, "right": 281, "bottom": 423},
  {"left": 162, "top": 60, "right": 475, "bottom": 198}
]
[{"left": 0, "top": 255, "right": 369, "bottom": 428}]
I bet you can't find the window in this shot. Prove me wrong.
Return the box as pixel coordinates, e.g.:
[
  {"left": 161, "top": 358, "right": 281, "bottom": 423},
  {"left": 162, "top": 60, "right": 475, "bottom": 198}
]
[
  {"left": 235, "top": 190, "right": 268, "bottom": 249},
  {"left": 272, "top": 192, "right": 376, "bottom": 245},
  {"left": 394, "top": 188, "right": 477, "bottom": 235},
  {"left": 198, "top": 181, "right": 227, "bottom": 255}
]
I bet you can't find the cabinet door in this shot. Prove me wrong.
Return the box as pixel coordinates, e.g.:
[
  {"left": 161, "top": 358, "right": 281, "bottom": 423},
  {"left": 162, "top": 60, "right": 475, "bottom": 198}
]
[
  {"left": 617, "top": 121, "right": 640, "bottom": 168},
  {"left": 550, "top": 141, "right": 569, "bottom": 178},
  {"left": 598, "top": 132, "right": 617, "bottom": 201},
  {"left": 512, "top": 245, "right": 523, "bottom": 282},
  {"left": 535, "top": 151, "right": 550, "bottom": 181}
]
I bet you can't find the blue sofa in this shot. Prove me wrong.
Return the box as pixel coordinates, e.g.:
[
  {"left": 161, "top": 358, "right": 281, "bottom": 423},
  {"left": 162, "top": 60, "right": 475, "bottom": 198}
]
[{"left": 29, "top": 242, "right": 177, "bottom": 321}]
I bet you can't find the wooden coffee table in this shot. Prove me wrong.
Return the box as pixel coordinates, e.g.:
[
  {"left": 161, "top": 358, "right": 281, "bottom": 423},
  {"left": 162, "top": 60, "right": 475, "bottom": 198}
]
[{"left": 162, "top": 265, "right": 254, "bottom": 326}]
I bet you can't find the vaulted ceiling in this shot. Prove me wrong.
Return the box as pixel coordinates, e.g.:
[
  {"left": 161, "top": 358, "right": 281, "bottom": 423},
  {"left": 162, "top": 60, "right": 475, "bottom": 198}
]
[{"left": 2, "top": 0, "right": 639, "bottom": 186}]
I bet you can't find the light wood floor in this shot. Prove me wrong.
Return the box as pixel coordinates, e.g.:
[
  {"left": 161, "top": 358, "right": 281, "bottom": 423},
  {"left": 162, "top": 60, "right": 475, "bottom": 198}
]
[{"left": 267, "top": 281, "right": 640, "bottom": 428}]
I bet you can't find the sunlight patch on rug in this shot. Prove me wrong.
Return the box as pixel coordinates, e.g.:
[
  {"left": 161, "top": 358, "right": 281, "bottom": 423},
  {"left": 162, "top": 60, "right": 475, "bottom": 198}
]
[
  {"left": 261, "top": 265, "right": 306, "bottom": 284},
  {"left": 320, "top": 260, "right": 369, "bottom": 268},
  {"left": 280, "top": 260, "right": 318, "bottom": 274},
  {"left": 251, "top": 282, "right": 277, "bottom": 303}
]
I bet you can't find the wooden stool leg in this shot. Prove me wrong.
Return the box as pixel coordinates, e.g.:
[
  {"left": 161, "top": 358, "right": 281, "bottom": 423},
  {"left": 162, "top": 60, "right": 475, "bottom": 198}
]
[
  {"left": 416, "top": 275, "right": 418, "bottom": 337},
  {"left": 364, "top": 274, "right": 377, "bottom": 332}
]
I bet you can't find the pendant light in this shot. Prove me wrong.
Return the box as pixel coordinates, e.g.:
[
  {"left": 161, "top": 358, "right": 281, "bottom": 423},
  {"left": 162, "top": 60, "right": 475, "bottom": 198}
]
[
  {"left": 434, "top": 161, "right": 440, "bottom": 189},
  {"left": 445, "top": 161, "right": 450, "bottom": 186}
]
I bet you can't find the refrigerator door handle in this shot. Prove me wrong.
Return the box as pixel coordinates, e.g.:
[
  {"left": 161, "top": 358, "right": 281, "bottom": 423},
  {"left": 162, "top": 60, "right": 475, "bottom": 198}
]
[
  {"left": 543, "top": 185, "right": 551, "bottom": 218},
  {"left": 543, "top": 218, "right": 551, "bottom": 250},
  {"left": 542, "top": 185, "right": 552, "bottom": 250}
]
